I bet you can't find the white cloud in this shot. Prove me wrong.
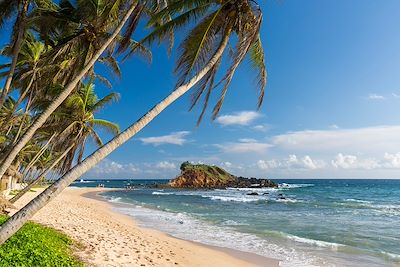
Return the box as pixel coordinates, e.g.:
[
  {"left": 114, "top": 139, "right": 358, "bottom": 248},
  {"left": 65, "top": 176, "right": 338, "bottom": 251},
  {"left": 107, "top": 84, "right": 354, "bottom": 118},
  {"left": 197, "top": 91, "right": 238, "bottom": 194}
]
[
  {"left": 221, "top": 161, "right": 232, "bottom": 168},
  {"left": 216, "top": 111, "right": 260, "bottom": 126},
  {"left": 302, "top": 155, "right": 325, "bottom": 169},
  {"left": 368, "top": 94, "right": 385, "bottom": 100},
  {"left": 331, "top": 153, "right": 380, "bottom": 170},
  {"left": 139, "top": 131, "right": 190, "bottom": 146},
  {"left": 155, "top": 161, "right": 176, "bottom": 170},
  {"left": 329, "top": 124, "right": 339, "bottom": 129},
  {"left": 257, "top": 155, "right": 325, "bottom": 170},
  {"left": 271, "top": 125, "right": 400, "bottom": 154},
  {"left": 90, "top": 159, "right": 139, "bottom": 177},
  {"left": 392, "top": 93, "right": 400, "bottom": 98},
  {"left": 216, "top": 139, "right": 271, "bottom": 154},
  {"left": 383, "top": 153, "right": 400, "bottom": 168},
  {"left": 252, "top": 124, "right": 271, "bottom": 132}
]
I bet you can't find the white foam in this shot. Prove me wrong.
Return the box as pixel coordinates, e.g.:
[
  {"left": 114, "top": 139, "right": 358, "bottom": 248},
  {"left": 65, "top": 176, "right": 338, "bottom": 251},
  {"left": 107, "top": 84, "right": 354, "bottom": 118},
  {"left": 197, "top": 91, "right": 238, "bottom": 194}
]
[
  {"left": 279, "top": 183, "right": 314, "bottom": 189},
  {"left": 285, "top": 234, "right": 343, "bottom": 250},
  {"left": 152, "top": 191, "right": 173, "bottom": 195},
  {"left": 114, "top": 205, "right": 327, "bottom": 267},
  {"left": 344, "top": 198, "right": 372, "bottom": 204},
  {"left": 107, "top": 196, "right": 122, "bottom": 203},
  {"left": 380, "top": 251, "right": 400, "bottom": 261},
  {"left": 209, "top": 195, "right": 262, "bottom": 203},
  {"left": 274, "top": 198, "right": 303, "bottom": 204}
]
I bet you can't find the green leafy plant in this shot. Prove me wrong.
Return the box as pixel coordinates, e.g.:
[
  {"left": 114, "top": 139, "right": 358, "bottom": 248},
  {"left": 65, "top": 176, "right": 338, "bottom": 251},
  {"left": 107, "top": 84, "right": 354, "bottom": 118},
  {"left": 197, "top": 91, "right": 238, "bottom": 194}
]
[{"left": 0, "top": 216, "right": 84, "bottom": 267}]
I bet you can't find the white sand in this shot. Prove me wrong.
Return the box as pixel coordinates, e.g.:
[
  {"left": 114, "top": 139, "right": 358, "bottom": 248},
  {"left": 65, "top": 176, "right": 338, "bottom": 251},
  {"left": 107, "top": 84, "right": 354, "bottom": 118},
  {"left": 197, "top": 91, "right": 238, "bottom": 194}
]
[{"left": 10, "top": 187, "right": 279, "bottom": 267}]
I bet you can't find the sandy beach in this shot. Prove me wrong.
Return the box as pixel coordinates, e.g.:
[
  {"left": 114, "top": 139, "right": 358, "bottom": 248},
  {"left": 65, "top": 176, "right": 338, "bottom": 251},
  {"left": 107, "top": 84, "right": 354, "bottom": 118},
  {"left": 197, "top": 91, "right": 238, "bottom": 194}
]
[{"left": 10, "top": 187, "right": 279, "bottom": 267}]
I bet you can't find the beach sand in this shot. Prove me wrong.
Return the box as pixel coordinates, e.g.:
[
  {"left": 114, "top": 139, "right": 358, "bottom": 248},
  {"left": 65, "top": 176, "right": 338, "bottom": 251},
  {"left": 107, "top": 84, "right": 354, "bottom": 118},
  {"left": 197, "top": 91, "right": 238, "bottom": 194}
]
[{"left": 10, "top": 187, "right": 279, "bottom": 267}]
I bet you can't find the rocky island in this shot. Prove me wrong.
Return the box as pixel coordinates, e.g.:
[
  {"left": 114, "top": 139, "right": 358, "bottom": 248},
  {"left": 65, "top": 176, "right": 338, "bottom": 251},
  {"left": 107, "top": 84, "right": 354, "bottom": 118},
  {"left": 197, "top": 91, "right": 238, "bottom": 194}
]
[{"left": 169, "top": 162, "right": 277, "bottom": 189}]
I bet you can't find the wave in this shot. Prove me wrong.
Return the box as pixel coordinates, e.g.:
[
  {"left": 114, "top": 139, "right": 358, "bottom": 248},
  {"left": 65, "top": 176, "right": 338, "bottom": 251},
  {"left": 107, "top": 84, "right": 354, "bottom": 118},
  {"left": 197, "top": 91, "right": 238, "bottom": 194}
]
[
  {"left": 74, "top": 179, "right": 95, "bottom": 183},
  {"left": 285, "top": 234, "right": 343, "bottom": 249},
  {"left": 380, "top": 251, "right": 400, "bottom": 261},
  {"left": 278, "top": 183, "right": 314, "bottom": 189},
  {"left": 225, "top": 187, "right": 278, "bottom": 192},
  {"left": 152, "top": 191, "right": 174, "bottom": 196},
  {"left": 344, "top": 198, "right": 372, "bottom": 204},
  {"left": 334, "top": 201, "right": 400, "bottom": 216},
  {"left": 221, "top": 220, "right": 249, "bottom": 226},
  {"left": 209, "top": 195, "right": 262, "bottom": 203},
  {"left": 106, "top": 196, "right": 123, "bottom": 203},
  {"left": 274, "top": 198, "right": 303, "bottom": 204},
  {"left": 115, "top": 205, "right": 326, "bottom": 267}
]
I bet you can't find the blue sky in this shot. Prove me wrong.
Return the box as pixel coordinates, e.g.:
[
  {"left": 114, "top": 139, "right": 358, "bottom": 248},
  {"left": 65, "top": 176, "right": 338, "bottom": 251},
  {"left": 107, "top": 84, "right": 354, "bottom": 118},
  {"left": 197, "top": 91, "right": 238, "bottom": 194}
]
[{"left": 2, "top": 0, "right": 400, "bottom": 179}]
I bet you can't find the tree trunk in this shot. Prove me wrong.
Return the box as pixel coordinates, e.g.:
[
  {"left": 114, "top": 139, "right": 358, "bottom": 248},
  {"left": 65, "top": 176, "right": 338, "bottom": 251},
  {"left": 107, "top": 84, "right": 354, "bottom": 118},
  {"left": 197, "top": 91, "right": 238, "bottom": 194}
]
[
  {"left": 0, "top": 1, "right": 29, "bottom": 108},
  {"left": 0, "top": 3, "right": 137, "bottom": 181},
  {"left": 0, "top": 33, "right": 230, "bottom": 245},
  {"left": 22, "top": 132, "right": 56, "bottom": 176},
  {"left": 10, "top": 144, "right": 73, "bottom": 204}
]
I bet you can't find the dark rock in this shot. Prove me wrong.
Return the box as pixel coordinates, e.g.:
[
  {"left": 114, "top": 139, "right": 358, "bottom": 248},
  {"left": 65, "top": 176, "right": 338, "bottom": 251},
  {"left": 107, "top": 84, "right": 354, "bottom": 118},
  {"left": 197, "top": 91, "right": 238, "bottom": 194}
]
[{"left": 247, "top": 192, "right": 259, "bottom": 196}]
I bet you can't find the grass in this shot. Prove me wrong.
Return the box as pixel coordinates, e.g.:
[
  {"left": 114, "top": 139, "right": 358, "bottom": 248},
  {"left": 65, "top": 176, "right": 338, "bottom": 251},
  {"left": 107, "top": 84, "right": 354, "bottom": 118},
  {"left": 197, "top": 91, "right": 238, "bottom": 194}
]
[{"left": 0, "top": 216, "right": 85, "bottom": 267}]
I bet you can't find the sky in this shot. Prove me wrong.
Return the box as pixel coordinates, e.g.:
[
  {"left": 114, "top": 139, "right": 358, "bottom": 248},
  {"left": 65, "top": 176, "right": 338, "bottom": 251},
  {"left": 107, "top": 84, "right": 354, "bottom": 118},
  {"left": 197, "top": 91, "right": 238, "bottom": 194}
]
[{"left": 2, "top": 0, "right": 400, "bottom": 179}]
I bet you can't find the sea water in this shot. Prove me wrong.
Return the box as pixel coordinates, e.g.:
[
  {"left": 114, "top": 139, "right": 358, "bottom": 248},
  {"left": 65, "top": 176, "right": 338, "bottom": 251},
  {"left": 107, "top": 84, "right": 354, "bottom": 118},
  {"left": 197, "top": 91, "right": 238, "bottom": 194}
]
[{"left": 72, "top": 179, "right": 400, "bottom": 267}]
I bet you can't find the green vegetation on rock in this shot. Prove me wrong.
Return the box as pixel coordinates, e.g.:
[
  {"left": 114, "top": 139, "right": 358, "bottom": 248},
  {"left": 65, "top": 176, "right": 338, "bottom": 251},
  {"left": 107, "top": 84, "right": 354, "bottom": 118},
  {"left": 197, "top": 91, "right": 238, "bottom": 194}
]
[
  {"left": 0, "top": 216, "right": 84, "bottom": 267},
  {"left": 171, "top": 162, "right": 276, "bottom": 188}
]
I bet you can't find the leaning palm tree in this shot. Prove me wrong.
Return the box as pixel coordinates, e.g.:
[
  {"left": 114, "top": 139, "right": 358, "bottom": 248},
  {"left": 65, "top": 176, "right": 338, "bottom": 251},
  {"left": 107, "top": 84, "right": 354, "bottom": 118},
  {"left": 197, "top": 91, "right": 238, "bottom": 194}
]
[
  {"left": 0, "top": 1, "right": 138, "bottom": 180},
  {"left": 0, "top": 0, "right": 266, "bottom": 243}
]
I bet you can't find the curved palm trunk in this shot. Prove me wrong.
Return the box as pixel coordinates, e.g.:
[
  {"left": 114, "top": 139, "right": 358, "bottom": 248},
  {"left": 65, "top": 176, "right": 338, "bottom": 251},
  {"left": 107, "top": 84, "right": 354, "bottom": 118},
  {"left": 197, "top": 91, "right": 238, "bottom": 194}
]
[
  {"left": 0, "top": 33, "right": 230, "bottom": 244},
  {"left": 0, "top": 3, "right": 137, "bottom": 180},
  {"left": 10, "top": 144, "right": 74, "bottom": 204}
]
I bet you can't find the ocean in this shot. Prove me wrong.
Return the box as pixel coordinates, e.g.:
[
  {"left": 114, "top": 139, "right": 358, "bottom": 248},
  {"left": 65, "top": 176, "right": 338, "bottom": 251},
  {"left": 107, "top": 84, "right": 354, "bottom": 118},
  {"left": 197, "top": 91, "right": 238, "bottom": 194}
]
[{"left": 72, "top": 179, "right": 400, "bottom": 267}]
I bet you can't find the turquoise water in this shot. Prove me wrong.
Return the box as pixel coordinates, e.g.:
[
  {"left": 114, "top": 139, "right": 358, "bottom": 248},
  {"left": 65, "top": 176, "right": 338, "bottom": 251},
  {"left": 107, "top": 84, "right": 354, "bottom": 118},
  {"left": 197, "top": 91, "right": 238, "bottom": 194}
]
[{"left": 72, "top": 179, "right": 400, "bottom": 267}]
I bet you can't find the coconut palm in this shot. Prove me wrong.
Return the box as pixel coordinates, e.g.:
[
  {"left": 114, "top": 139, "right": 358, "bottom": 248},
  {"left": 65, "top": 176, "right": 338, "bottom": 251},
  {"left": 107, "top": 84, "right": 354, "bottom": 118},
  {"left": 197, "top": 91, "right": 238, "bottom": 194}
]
[
  {"left": 0, "top": 1, "right": 138, "bottom": 180},
  {"left": 0, "top": 0, "right": 266, "bottom": 243},
  {"left": 0, "top": 0, "right": 56, "bottom": 107},
  {"left": 47, "top": 81, "right": 120, "bottom": 173},
  {"left": 10, "top": 82, "right": 119, "bottom": 203},
  {"left": 0, "top": 0, "right": 30, "bottom": 108}
]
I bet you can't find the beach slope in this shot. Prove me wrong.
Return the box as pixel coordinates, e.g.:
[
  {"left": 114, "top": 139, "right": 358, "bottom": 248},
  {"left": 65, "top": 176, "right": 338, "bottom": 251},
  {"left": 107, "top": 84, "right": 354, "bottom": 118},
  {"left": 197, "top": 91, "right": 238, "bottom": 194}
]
[{"left": 10, "top": 187, "right": 278, "bottom": 267}]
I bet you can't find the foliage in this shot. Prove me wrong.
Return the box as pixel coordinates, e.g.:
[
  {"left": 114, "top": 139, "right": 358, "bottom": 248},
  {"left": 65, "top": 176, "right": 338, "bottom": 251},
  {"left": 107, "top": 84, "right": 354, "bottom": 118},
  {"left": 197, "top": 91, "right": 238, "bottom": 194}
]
[
  {"left": 0, "top": 216, "right": 84, "bottom": 267},
  {"left": 179, "top": 162, "right": 234, "bottom": 182}
]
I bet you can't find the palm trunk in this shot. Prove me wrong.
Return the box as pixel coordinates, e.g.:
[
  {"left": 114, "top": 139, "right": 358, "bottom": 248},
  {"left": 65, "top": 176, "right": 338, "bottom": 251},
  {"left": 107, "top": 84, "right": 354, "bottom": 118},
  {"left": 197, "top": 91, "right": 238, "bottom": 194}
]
[
  {"left": 8, "top": 68, "right": 37, "bottom": 120},
  {"left": 0, "top": 1, "right": 29, "bottom": 108},
  {"left": 22, "top": 132, "right": 56, "bottom": 176},
  {"left": 10, "top": 144, "right": 74, "bottom": 204},
  {"left": 11, "top": 89, "right": 34, "bottom": 144},
  {"left": 0, "top": 3, "right": 137, "bottom": 180},
  {"left": 0, "top": 33, "right": 230, "bottom": 245}
]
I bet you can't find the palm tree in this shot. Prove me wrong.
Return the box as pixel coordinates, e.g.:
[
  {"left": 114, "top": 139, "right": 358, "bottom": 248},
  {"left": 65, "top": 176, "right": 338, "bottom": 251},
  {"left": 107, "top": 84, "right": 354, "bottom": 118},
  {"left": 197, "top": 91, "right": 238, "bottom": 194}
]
[
  {"left": 10, "top": 82, "right": 119, "bottom": 203},
  {"left": 0, "top": 0, "right": 30, "bottom": 108},
  {"left": 47, "top": 81, "right": 120, "bottom": 173},
  {"left": 0, "top": 1, "right": 138, "bottom": 181},
  {"left": 0, "top": 0, "right": 266, "bottom": 243}
]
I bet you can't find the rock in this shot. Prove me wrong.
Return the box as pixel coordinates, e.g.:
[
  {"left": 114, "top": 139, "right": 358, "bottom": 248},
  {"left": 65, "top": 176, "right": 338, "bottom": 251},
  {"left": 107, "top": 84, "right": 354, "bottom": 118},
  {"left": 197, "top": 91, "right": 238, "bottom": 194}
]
[
  {"left": 247, "top": 192, "right": 259, "bottom": 196},
  {"left": 263, "top": 192, "right": 269, "bottom": 195},
  {"left": 169, "top": 162, "right": 277, "bottom": 189}
]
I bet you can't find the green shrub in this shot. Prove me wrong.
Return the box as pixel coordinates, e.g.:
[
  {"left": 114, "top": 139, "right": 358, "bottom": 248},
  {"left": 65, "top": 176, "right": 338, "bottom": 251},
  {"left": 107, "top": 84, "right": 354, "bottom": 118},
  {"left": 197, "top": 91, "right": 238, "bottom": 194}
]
[{"left": 0, "top": 216, "right": 84, "bottom": 267}]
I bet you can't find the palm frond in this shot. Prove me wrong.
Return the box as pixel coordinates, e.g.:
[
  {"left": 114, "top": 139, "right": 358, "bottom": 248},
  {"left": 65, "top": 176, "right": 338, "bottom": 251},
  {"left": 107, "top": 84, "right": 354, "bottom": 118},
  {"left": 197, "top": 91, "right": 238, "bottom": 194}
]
[{"left": 90, "top": 118, "right": 120, "bottom": 135}]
